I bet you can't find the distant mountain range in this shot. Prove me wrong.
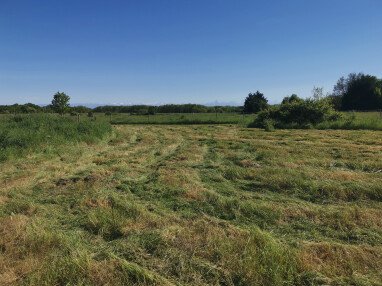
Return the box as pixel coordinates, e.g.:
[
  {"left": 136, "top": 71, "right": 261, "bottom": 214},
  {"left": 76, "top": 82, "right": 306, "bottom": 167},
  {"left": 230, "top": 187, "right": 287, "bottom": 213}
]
[{"left": 67, "top": 101, "right": 242, "bottom": 108}]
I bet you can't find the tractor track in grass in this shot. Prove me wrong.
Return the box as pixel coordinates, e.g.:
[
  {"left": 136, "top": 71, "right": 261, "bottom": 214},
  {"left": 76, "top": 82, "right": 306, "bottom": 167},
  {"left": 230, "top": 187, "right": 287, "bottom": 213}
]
[{"left": 1, "top": 125, "right": 382, "bottom": 285}]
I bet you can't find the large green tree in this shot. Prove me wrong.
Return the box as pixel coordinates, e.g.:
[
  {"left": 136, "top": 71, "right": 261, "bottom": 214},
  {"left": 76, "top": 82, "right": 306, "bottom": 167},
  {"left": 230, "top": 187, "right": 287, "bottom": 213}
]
[
  {"left": 333, "top": 73, "right": 382, "bottom": 110},
  {"left": 243, "top": 91, "right": 268, "bottom": 114},
  {"left": 51, "top": 92, "right": 70, "bottom": 115}
]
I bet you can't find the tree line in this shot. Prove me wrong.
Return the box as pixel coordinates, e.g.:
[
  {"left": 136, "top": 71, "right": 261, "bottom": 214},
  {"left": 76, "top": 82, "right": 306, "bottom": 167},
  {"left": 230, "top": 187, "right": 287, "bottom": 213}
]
[
  {"left": 94, "top": 104, "right": 241, "bottom": 114},
  {"left": 1, "top": 73, "right": 381, "bottom": 115},
  {"left": 0, "top": 102, "right": 91, "bottom": 115},
  {"left": 0, "top": 100, "right": 241, "bottom": 115},
  {"left": 243, "top": 72, "right": 382, "bottom": 114},
  {"left": 0, "top": 104, "right": 92, "bottom": 115}
]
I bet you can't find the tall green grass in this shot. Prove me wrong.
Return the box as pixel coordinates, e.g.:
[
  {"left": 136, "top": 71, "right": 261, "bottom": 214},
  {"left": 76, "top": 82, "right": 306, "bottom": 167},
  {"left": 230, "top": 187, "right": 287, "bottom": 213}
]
[
  {"left": 107, "top": 111, "right": 382, "bottom": 130},
  {"left": 0, "top": 114, "right": 112, "bottom": 162},
  {"left": 316, "top": 112, "right": 382, "bottom": 130},
  {"left": 251, "top": 111, "right": 382, "bottom": 131}
]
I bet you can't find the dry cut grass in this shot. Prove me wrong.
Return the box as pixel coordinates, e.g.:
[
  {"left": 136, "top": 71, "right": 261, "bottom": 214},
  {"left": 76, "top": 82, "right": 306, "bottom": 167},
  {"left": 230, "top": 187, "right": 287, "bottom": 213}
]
[{"left": 0, "top": 125, "right": 381, "bottom": 285}]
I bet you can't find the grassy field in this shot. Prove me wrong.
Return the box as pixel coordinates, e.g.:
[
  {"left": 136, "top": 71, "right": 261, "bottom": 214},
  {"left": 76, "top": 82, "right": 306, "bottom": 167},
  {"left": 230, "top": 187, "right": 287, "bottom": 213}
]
[
  {"left": 0, "top": 123, "right": 381, "bottom": 285},
  {"left": 1, "top": 111, "right": 381, "bottom": 129},
  {"left": 108, "top": 112, "right": 253, "bottom": 125},
  {"left": 108, "top": 112, "right": 382, "bottom": 130},
  {"left": 316, "top": 111, "right": 382, "bottom": 131}
]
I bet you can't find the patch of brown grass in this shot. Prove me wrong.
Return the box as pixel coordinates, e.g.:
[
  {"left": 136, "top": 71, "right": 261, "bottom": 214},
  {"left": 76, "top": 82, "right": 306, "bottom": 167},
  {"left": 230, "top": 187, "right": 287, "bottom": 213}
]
[
  {"left": 299, "top": 242, "right": 382, "bottom": 278},
  {"left": 0, "top": 196, "right": 8, "bottom": 205},
  {"left": 0, "top": 215, "right": 36, "bottom": 285},
  {"left": 83, "top": 198, "right": 111, "bottom": 208},
  {"left": 322, "top": 170, "right": 366, "bottom": 181}
]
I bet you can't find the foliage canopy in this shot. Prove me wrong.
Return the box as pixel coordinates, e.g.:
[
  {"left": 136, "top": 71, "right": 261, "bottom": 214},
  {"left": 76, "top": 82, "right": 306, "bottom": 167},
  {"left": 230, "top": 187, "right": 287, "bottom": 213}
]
[
  {"left": 243, "top": 91, "right": 268, "bottom": 114},
  {"left": 51, "top": 92, "right": 70, "bottom": 114},
  {"left": 332, "top": 73, "right": 382, "bottom": 110}
]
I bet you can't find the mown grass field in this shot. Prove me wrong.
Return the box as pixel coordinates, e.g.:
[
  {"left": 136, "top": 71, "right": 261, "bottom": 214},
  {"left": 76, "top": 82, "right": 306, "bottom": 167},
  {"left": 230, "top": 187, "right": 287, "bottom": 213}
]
[{"left": 0, "top": 122, "right": 381, "bottom": 285}]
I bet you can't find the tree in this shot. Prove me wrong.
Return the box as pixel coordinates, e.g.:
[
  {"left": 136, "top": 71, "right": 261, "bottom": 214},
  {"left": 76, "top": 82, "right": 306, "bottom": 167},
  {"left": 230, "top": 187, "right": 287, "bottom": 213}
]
[
  {"left": 243, "top": 91, "right": 268, "bottom": 114},
  {"left": 147, "top": 106, "right": 156, "bottom": 115},
  {"left": 71, "top": 105, "right": 91, "bottom": 113},
  {"left": 281, "top": 94, "right": 302, "bottom": 104},
  {"left": 51, "top": 92, "right": 70, "bottom": 115},
  {"left": 333, "top": 76, "right": 347, "bottom": 97},
  {"left": 332, "top": 73, "right": 382, "bottom": 110},
  {"left": 312, "top": 86, "right": 325, "bottom": 100}
]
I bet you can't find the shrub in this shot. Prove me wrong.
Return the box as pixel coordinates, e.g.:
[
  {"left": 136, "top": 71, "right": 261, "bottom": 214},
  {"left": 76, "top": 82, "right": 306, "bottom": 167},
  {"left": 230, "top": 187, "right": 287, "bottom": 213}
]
[
  {"left": 253, "top": 97, "right": 341, "bottom": 129},
  {"left": 263, "top": 119, "right": 275, "bottom": 132}
]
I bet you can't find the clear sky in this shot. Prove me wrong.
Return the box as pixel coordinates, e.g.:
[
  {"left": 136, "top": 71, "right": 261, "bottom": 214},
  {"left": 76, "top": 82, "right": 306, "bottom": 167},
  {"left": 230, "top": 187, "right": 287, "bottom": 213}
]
[{"left": 1, "top": 0, "right": 381, "bottom": 106}]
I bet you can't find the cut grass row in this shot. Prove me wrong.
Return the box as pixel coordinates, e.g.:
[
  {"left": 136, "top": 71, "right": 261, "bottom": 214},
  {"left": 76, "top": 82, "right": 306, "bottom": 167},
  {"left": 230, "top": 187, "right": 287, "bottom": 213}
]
[{"left": 1, "top": 125, "right": 381, "bottom": 285}]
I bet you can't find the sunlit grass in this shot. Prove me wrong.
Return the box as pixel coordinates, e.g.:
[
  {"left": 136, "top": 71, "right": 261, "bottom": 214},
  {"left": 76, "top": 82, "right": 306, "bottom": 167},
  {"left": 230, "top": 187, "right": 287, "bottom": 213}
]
[{"left": 0, "top": 124, "right": 381, "bottom": 285}]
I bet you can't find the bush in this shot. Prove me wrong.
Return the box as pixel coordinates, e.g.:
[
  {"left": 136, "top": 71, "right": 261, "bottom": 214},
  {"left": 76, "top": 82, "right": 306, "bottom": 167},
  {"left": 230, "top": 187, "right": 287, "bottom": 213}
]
[
  {"left": 263, "top": 119, "right": 275, "bottom": 132},
  {"left": 253, "top": 97, "right": 341, "bottom": 129}
]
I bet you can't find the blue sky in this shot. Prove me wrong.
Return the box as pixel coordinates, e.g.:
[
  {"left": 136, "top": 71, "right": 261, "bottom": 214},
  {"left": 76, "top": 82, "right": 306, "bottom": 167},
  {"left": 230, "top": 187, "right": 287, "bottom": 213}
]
[{"left": 1, "top": 0, "right": 381, "bottom": 106}]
